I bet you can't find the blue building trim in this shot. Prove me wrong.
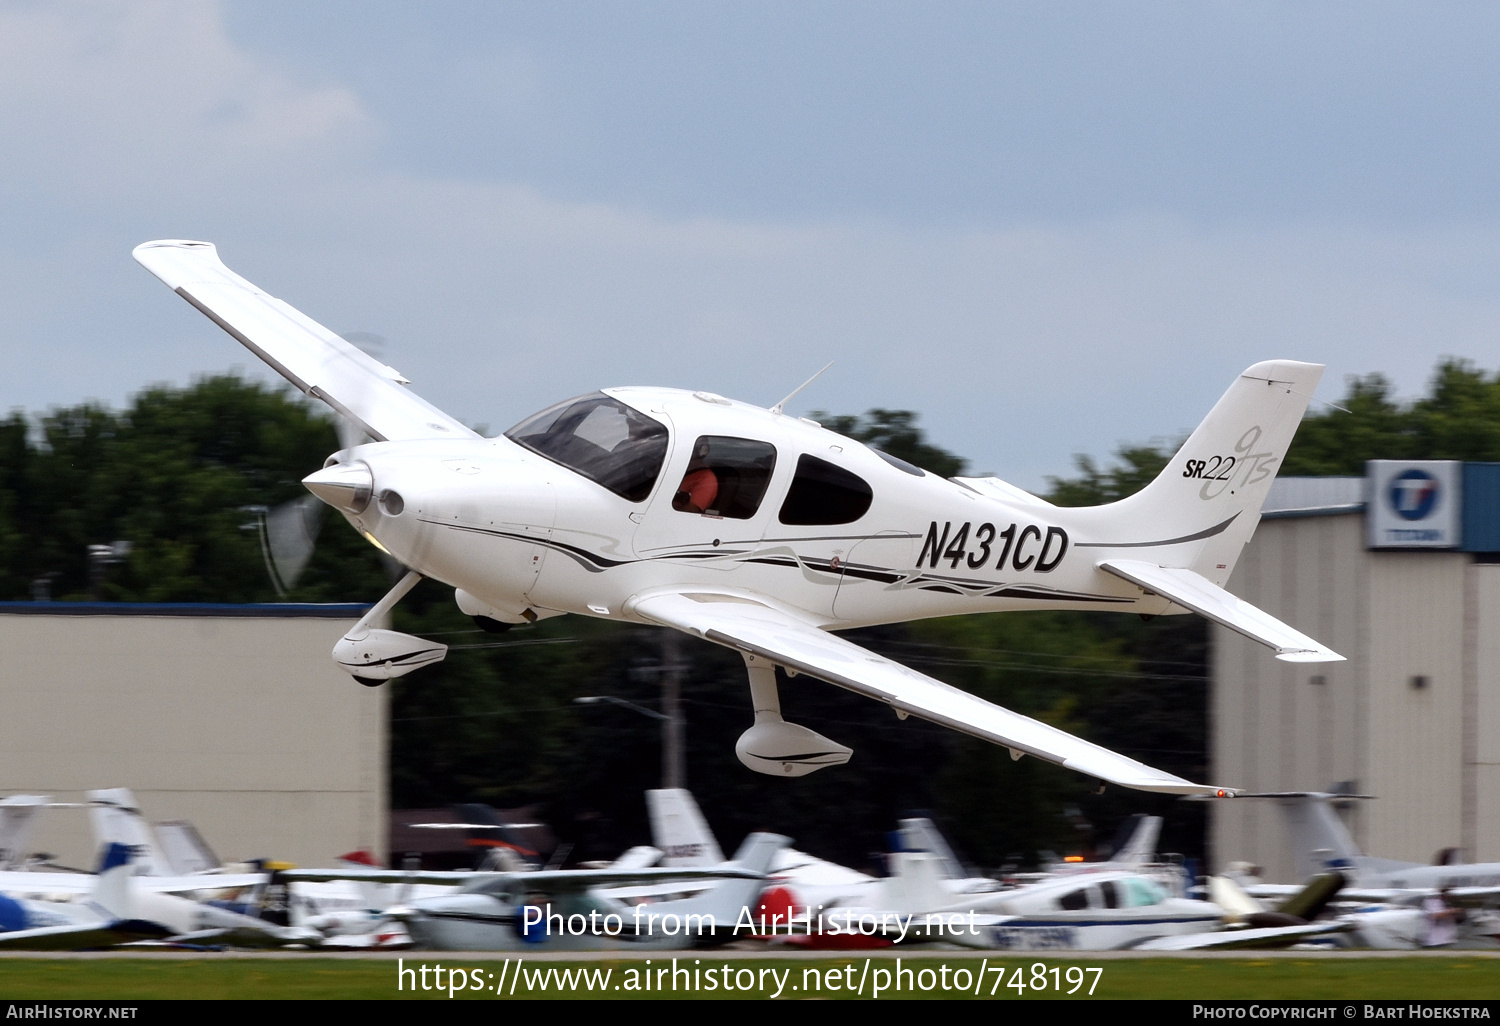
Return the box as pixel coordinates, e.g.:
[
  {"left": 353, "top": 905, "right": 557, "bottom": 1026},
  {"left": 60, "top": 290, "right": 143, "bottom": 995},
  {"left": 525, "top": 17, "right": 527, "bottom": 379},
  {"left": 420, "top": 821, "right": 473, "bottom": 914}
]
[{"left": 1462, "top": 462, "right": 1500, "bottom": 553}]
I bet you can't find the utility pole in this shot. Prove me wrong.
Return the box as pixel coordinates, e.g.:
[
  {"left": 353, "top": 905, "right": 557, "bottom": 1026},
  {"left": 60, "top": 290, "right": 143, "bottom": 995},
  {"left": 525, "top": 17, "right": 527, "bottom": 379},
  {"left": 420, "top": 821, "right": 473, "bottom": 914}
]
[{"left": 660, "top": 628, "right": 686, "bottom": 790}]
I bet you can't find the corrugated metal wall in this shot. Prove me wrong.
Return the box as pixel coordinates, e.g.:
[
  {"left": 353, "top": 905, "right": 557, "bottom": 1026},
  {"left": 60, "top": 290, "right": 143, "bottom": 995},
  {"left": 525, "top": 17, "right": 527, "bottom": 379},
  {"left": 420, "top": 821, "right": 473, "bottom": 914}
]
[
  {"left": 0, "top": 610, "right": 386, "bottom": 869},
  {"left": 1211, "top": 512, "right": 1495, "bottom": 880}
]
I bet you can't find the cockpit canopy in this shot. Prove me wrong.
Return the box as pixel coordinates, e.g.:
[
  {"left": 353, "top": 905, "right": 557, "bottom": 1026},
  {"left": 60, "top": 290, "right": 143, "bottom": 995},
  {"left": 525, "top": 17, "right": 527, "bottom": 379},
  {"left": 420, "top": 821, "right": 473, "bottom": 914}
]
[{"left": 506, "top": 393, "right": 669, "bottom": 502}]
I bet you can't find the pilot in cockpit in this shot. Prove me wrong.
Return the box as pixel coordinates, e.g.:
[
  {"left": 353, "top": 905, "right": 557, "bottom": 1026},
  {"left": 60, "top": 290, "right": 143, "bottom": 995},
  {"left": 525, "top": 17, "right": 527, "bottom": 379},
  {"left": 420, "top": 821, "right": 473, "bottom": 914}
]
[{"left": 673, "top": 441, "right": 720, "bottom": 515}]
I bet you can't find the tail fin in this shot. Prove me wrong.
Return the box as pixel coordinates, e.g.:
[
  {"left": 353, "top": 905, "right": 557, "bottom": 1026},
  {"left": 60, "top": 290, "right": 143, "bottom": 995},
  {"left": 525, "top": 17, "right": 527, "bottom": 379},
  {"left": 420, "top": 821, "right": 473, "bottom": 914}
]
[
  {"left": 646, "top": 789, "right": 725, "bottom": 867},
  {"left": 879, "top": 852, "right": 951, "bottom": 915},
  {"left": 87, "top": 842, "right": 137, "bottom": 921},
  {"left": 87, "top": 789, "right": 171, "bottom": 876},
  {"left": 1274, "top": 871, "right": 1345, "bottom": 922},
  {"left": 0, "top": 796, "right": 50, "bottom": 870},
  {"left": 1092, "top": 360, "right": 1325, "bottom": 586},
  {"left": 1237, "top": 791, "right": 1418, "bottom": 881},
  {"left": 895, "top": 818, "right": 968, "bottom": 880},
  {"left": 643, "top": 831, "right": 788, "bottom": 937},
  {"left": 153, "top": 821, "right": 220, "bottom": 875},
  {"left": 1105, "top": 814, "right": 1162, "bottom": 868}
]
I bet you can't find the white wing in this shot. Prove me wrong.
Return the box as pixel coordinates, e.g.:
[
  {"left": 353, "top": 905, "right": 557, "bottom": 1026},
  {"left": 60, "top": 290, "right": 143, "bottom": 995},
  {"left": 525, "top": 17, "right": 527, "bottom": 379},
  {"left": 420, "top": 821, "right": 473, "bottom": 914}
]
[
  {"left": 1133, "top": 921, "right": 1354, "bottom": 951},
  {"left": 628, "top": 590, "right": 1233, "bottom": 796},
  {"left": 0, "top": 871, "right": 267, "bottom": 895},
  {"left": 133, "top": 240, "right": 478, "bottom": 444}
]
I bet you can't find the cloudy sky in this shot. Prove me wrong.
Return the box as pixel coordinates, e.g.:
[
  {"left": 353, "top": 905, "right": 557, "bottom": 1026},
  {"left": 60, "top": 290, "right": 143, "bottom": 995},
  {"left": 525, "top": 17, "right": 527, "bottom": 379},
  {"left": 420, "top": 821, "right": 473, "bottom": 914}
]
[{"left": 1, "top": 1, "right": 1498, "bottom": 487}]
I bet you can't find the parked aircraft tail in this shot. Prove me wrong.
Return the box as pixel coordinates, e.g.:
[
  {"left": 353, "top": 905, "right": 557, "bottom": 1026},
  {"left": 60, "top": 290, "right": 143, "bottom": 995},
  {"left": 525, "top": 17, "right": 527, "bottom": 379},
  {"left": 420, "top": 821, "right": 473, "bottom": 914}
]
[
  {"left": 895, "top": 818, "right": 969, "bottom": 880},
  {"left": 87, "top": 843, "right": 137, "bottom": 922},
  {"left": 647, "top": 789, "right": 725, "bottom": 867},
  {"left": 0, "top": 796, "right": 50, "bottom": 870},
  {"left": 1105, "top": 814, "right": 1162, "bottom": 868},
  {"left": 641, "top": 831, "right": 789, "bottom": 941},
  {"left": 1237, "top": 791, "right": 1420, "bottom": 882},
  {"left": 87, "top": 789, "right": 172, "bottom": 876}
]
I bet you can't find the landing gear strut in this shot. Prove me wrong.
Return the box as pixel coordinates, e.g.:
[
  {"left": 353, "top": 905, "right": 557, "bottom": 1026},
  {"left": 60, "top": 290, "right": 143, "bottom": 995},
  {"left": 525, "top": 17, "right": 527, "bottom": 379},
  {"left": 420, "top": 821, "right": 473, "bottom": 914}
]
[
  {"left": 332, "top": 571, "right": 448, "bottom": 685},
  {"left": 734, "top": 653, "right": 852, "bottom": 777}
]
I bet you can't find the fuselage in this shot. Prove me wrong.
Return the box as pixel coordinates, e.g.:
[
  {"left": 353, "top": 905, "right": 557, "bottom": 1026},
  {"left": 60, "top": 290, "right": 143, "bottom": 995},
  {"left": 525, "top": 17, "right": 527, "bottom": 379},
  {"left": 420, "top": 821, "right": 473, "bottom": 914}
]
[
  {"left": 331, "top": 387, "right": 1187, "bottom": 631},
  {"left": 955, "top": 871, "right": 1222, "bottom": 951}
]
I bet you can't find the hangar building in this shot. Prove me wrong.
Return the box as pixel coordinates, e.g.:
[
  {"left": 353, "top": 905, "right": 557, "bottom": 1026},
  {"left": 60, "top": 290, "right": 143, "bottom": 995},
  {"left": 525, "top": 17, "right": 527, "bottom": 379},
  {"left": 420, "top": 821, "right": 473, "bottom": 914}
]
[
  {"left": 1212, "top": 461, "right": 1500, "bottom": 881},
  {"left": 0, "top": 602, "right": 385, "bottom": 869}
]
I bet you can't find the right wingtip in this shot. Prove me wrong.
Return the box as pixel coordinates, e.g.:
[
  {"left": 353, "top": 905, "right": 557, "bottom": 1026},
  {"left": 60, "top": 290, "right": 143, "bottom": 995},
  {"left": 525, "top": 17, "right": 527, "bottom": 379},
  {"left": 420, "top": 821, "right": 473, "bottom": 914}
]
[{"left": 133, "top": 239, "right": 215, "bottom": 254}]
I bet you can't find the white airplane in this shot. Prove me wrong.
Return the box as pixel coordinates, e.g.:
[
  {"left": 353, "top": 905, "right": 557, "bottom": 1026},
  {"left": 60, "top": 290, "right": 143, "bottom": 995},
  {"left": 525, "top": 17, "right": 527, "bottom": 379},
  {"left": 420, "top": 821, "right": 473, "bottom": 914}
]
[
  {"left": 0, "top": 796, "right": 51, "bottom": 871},
  {"left": 645, "top": 787, "right": 998, "bottom": 910},
  {"left": 284, "top": 833, "right": 786, "bottom": 951},
  {"left": 134, "top": 239, "right": 1343, "bottom": 796},
  {"left": 0, "top": 843, "right": 320, "bottom": 950},
  {"left": 1231, "top": 792, "right": 1500, "bottom": 948},
  {"left": 1234, "top": 792, "right": 1500, "bottom": 898},
  {"left": 0, "top": 789, "right": 265, "bottom": 897}
]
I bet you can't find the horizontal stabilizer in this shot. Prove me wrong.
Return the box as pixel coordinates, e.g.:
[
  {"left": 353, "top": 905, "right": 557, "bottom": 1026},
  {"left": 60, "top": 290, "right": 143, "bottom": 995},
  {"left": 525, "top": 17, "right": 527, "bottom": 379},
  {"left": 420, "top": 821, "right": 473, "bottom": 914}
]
[
  {"left": 133, "top": 241, "right": 477, "bottom": 445},
  {"left": 1097, "top": 560, "right": 1344, "bottom": 663}
]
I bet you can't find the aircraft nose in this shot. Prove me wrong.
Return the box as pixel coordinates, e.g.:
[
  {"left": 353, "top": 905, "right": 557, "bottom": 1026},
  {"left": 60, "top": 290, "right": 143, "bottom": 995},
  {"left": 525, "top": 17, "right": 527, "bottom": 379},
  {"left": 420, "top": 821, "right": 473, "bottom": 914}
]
[{"left": 303, "top": 462, "right": 374, "bottom": 513}]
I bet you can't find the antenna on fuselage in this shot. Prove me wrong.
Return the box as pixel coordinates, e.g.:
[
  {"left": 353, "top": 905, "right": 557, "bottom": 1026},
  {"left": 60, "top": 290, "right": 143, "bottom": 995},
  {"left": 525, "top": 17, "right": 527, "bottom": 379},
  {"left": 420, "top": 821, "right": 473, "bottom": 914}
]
[{"left": 770, "top": 361, "right": 834, "bottom": 416}]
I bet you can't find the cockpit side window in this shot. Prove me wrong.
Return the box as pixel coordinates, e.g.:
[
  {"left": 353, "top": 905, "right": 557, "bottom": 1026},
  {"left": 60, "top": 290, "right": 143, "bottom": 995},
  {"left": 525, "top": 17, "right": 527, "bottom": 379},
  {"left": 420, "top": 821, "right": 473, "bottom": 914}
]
[
  {"left": 672, "top": 436, "right": 777, "bottom": 519},
  {"left": 1120, "top": 877, "right": 1166, "bottom": 908},
  {"left": 777, "top": 454, "right": 873, "bottom": 525},
  {"left": 1057, "top": 888, "right": 1090, "bottom": 911},
  {"left": 505, "top": 393, "right": 669, "bottom": 502}
]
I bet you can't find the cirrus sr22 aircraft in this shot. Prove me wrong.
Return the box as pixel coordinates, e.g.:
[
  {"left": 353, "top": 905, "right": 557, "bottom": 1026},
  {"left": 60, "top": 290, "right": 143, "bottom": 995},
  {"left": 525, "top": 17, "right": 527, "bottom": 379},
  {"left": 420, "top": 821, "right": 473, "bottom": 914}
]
[{"left": 134, "top": 240, "right": 1342, "bottom": 798}]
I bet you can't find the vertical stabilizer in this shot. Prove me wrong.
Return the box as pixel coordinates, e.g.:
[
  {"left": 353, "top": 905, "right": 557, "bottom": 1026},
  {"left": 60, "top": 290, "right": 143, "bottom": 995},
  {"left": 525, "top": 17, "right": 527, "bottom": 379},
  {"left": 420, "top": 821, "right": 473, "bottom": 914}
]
[
  {"left": 87, "top": 843, "right": 137, "bottom": 922},
  {"left": 896, "top": 818, "right": 968, "bottom": 880},
  {"left": 1106, "top": 814, "right": 1162, "bottom": 868},
  {"left": 879, "top": 851, "right": 950, "bottom": 915},
  {"left": 87, "top": 789, "right": 172, "bottom": 876},
  {"left": 154, "top": 821, "right": 220, "bottom": 875},
  {"left": 642, "top": 831, "right": 786, "bottom": 936},
  {"left": 1085, "top": 361, "right": 1324, "bottom": 586},
  {"left": 0, "top": 796, "right": 50, "bottom": 870},
  {"left": 1234, "top": 791, "right": 1418, "bottom": 881},
  {"left": 647, "top": 789, "right": 725, "bottom": 867}
]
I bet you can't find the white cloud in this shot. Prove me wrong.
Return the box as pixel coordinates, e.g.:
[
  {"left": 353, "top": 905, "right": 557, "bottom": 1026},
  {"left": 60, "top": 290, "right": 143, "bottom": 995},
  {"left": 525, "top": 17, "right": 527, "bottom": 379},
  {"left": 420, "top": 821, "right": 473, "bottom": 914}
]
[
  {"left": 1, "top": 2, "right": 1499, "bottom": 489},
  {"left": 0, "top": 0, "right": 372, "bottom": 199}
]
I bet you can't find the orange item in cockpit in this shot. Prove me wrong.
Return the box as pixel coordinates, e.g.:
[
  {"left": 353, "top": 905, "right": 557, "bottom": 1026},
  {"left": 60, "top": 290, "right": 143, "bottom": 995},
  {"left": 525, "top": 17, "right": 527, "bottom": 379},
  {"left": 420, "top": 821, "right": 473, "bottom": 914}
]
[{"left": 675, "top": 468, "right": 719, "bottom": 514}]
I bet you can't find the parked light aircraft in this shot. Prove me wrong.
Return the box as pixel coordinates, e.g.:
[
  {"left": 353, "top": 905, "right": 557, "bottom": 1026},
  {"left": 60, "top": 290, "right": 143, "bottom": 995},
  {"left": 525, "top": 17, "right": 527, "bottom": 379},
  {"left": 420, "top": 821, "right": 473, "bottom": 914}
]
[
  {"left": 646, "top": 800, "right": 1341, "bottom": 952},
  {"left": 643, "top": 788, "right": 1205, "bottom": 951},
  {"left": 1131, "top": 871, "right": 1352, "bottom": 951},
  {"left": 0, "top": 843, "right": 318, "bottom": 950},
  {"left": 0, "top": 789, "right": 264, "bottom": 898},
  {"left": 644, "top": 787, "right": 999, "bottom": 910},
  {"left": 284, "top": 832, "right": 785, "bottom": 951},
  {"left": 1248, "top": 793, "right": 1500, "bottom": 896},
  {"left": 1233, "top": 792, "right": 1500, "bottom": 948},
  {"left": 135, "top": 240, "right": 1343, "bottom": 795}
]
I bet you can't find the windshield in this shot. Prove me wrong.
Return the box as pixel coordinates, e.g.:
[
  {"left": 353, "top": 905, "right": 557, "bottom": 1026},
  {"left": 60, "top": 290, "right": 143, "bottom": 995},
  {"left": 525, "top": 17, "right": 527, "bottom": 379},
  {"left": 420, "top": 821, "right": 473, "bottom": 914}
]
[{"left": 505, "top": 393, "right": 669, "bottom": 502}]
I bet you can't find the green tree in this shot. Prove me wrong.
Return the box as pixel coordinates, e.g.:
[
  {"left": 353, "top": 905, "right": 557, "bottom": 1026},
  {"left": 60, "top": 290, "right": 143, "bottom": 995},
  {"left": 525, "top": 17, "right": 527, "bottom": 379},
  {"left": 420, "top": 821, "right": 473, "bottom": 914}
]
[
  {"left": 0, "top": 376, "right": 389, "bottom": 603},
  {"left": 1045, "top": 445, "right": 1176, "bottom": 507},
  {"left": 1282, "top": 358, "right": 1500, "bottom": 474},
  {"left": 812, "top": 409, "right": 968, "bottom": 477}
]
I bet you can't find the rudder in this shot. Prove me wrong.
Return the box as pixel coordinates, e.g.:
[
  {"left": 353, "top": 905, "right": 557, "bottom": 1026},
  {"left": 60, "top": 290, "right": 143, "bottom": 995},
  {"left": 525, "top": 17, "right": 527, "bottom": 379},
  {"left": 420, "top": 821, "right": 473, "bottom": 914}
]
[{"left": 1097, "top": 360, "right": 1324, "bottom": 586}]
